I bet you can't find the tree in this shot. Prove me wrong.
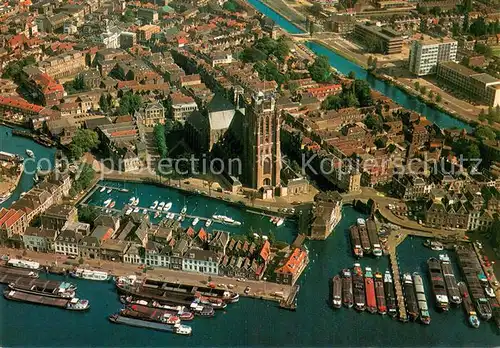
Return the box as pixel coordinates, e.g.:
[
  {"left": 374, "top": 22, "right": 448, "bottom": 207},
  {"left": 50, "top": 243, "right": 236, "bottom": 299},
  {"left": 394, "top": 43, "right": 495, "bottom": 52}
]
[
  {"left": 463, "top": 12, "right": 470, "bottom": 33},
  {"left": 367, "top": 56, "right": 373, "bottom": 69},
  {"left": 321, "top": 95, "right": 343, "bottom": 110},
  {"left": 467, "top": 143, "right": 480, "bottom": 160},
  {"left": 342, "top": 90, "right": 359, "bottom": 108},
  {"left": 308, "top": 55, "right": 331, "bottom": 82},
  {"left": 414, "top": 81, "right": 420, "bottom": 90},
  {"left": 223, "top": 0, "right": 238, "bottom": 12},
  {"left": 374, "top": 137, "right": 387, "bottom": 148},
  {"left": 153, "top": 124, "right": 168, "bottom": 158},
  {"left": 354, "top": 79, "right": 372, "bottom": 107},
  {"left": 475, "top": 126, "right": 496, "bottom": 141},
  {"left": 309, "top": 21, "right": 315, "bottom": 37},
  {"left": 99, "top": 94, "right": 110, "bottom": 113},
  {"left": 419, "top": 86, "right": 427, "bottom": 94},
  {"left": 2, "top": 56, "right": 36, "bottom": 80},
  {"left": 69, "top": 129, "right": 100, "bottom": 159},
  {"left": 309, "top": 3, "right": 322, "bottom": 15},
  {"left": 348, "top": 71, "right": 356, "bottom": 79},
  {"left": 474, "top": 43, "right": 493, "bottom": 57},
  {"left": 119, "top": 91, "right": 142, "bottom": 115},
  {"left": 478, "top": 109, "right": 487, "bottom": 122},
  {"left": 364, "top": 113, "right": 384, "bottom": 132},
  {"left": 435, "top": 93, "right": 442, "bottom": 103},
  {"left": 122, "top": 9, "right": 135, "bottom": 23},
  {"left": 78, "top": 206, "right": 99, "bottom": 225},
  {"left": 288, "top": 81, "right": 299, "bottom": 95},
  {"left": 428, "top": 90, "right": 434, "bottom": 99},
  {"left": 240, "top": 47, "right": 267, "bottom": 63},
  {"left": 469, "top": 17, "right": 488, "bottom": 37},
  {"left": 70, "top": 164, "right": 96, "bottom": 196}
]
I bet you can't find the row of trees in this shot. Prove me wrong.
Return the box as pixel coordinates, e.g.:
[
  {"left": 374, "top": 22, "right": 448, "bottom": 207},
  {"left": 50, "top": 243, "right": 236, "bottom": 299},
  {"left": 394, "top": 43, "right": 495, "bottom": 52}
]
[
  {"left": 119, "top": 91, "right": 143, "bottom": 115},
  {"left": 240, "top": 37, "right": 290, "bottom": 64},
  {"left": 69, "top": 164, "right": 96, "bottom": 197},
  {"left": 308, "top": 55, "right": 332, "bottom": 83},
  {"left": 321, "top": 79, "right": 373, "bottom": 110},
  {"left": 153, "top": 124, "right": 168, "bottom": 158},
  {"left": 478, "top": 105, "right": 500, "bottom": 125},
  {"left": 413, "top": 82, "right": 442, "bottom": 103}
]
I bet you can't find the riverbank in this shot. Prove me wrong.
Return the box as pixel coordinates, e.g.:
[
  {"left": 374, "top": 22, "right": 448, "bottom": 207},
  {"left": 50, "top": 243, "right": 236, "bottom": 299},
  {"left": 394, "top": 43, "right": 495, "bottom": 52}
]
[
  {"left": 311, "top": 39, "right": 368, "bottom": 70},
  {"left": 257, "top": 0, "right": 306, "bottom": 31}
]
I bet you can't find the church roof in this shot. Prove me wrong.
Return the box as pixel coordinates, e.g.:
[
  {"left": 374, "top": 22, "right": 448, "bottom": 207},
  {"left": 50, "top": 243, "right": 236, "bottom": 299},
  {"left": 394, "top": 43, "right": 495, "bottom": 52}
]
[{"left": 207, "top": 93, "right": 234, "bottom": 114}]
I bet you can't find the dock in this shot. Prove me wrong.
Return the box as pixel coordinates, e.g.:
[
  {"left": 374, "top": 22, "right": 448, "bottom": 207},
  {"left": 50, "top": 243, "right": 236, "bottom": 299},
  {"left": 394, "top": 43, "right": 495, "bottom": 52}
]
[
  {"left": 279, "top": 284, "right": 299, "bottom": 311},
  {"left": 388, "top": 250, "right": 407, "bottom": 321}
]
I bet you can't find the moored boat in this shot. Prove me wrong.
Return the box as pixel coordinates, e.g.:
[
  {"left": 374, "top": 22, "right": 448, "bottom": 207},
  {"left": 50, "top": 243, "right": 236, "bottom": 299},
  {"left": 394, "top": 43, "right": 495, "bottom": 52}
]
[
  {"left": 125, "top": 208, "right": 133, "bottom": 215},
  {"left": 366, "top": 219, "right": 382, "bottom": 257},
  {"left": 341, "top": 269, "right": 353, "bottom": 308},
  {"left": 458, "top": 281, "right": 480, "bottom": 328},
  {"left": 181, "top": 206, "right": 187, "bottom": 214},
  {"left": 332, "top": 275, "right": 342, "bottom": 309},
  {"left": 276, "top": 218, "right": 284, "bottom": 227},
  {"left": 413, "top": 273, "right": 431, "bottom": 325},
  {"left": 25, "top": 149, "right": 34, "bottom": 158},
  {"left": 4, "top": 289, "right": 89, "bottom": 311},
  {"left": 374, "top": 271, "right": 386, "bottom": 315},
  {"left": 8, "top": 281, "right": 75, "bottom": 298},
  {"left": 205, "top": 219, "right": 212, "bottom": 227},
  {"left": 7, "top": 259, "right": 40, "bottom": 270},
  {"left": 103, "top": 198, "right": 112, "bottom": 207},
  {"left": 109, "top": 201, "right": 116, "bottom": 208},
  {"left": 108, "top": 314, "right": 192, "bottom": 335},
  {"left": 349, "top": 225, "right": 363, "bottom": 258},
  {"left": 364, "top": 267, "right": 377, "bottom": 314},
  {"left": 428, "top": 257, "right": 449, "bottom": 311},
  {"left": 353, "top": 263, "right": 365, "bottom": 311},
  {"left": 126, "top": 302, "right": 194, "bottom": 321},
  {"left": 384, "top": 271, "right": 397, "bottom": 317},
  {"left": 163, "top": 202, "right": 172, "bottom": 212},
  {"left": 150, "top": 201, "right": 159, "bottom": 209},
  {"left": 192, "top": 217, "right": 199, "bottom": 226},
  {"left": 70, "top": 268, "right": 109, "bottom": 281},
  {"left": 357, "top": 219, "right": 371, "bottom": 255},
  {"left": 100, "top": 187, "right": 106, "bottom": 193},
  {"left": 403, "top": 273, "right": 419, "bottom": 321},
  {"left": 439, "top": 254, "right": 461, "bottom": 305}
]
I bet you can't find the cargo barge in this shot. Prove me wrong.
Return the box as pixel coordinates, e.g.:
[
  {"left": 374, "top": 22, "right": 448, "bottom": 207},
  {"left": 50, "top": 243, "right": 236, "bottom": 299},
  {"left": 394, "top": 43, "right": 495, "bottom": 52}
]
[
  {"left": 3, "top": 289, "right": 89, "bottom": 311},
  {"left": 384, "top": 271, "right": 397, "bottom": 317},
  {"left": 455, "top": 246, "right": 492, "bottom": 321},
  {"left": 125, "top": 303, "right": 194, "bottom": 321},
  {"left": 8, "top": 281, "right": 75, "bottom": 298},
  {"left": 332, "top": 275, "right": 342, "bottom": 309},
  {"left": 458, "top": 281, "right": 480, "bottom": 328},
  {"left": 353, "top": 263, "right": 365, "bottom": 311},
  {"left": 366, "top": 219, "right": 382, "bottom": 257},
  {"left": 374, "top": 271, "right": 386, "bottom": 315},
  {"left": 108, "top": 314, "right": 192, "bottom": 335},
  {"left": 0, "top": 265, "right": 38, "bottom": 278},
  {"left": 402, "top": 273, "right": 419, "bottom": 321},
  {"left": 349, "top": 225, "right": 363, "bottom": 258},
  {"left": 357, "top": 219, "right": 371, "bottom": 254},
  {"left": 365, "top": 267, "right": 377, "bottom": 314},
  {"left": 118, "top": 276, "right": 239, "bottom": 303},
  {"left": 427, "top": 257, "right": 449, "bottom": 311},
  {"left": 120, "top": 294, "right": 215, "bottom": 317},
  {"left": 439, "top": 254, "right": 461, "bottom": 305},
  {"left": 412, "top": 273, "right": 430, "bottom": 325},
  {"left": 341, "top": 269, "right": 353, "bottom": 308}
]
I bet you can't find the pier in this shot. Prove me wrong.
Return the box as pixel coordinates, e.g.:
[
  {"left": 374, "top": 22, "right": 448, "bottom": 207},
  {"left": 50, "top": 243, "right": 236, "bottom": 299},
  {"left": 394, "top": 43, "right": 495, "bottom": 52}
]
[
  {"left": 389, "top": 250, "right": 407, "bottom": 321},
  {"left": 279, "top": 284, "right": 299, "bottom": 310}
]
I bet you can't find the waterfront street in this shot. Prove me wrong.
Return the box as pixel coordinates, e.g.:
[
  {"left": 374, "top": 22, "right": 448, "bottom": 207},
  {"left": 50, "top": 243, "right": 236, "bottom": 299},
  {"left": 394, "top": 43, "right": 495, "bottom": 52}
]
[{"left": 0, "top": 246, "right": 292, "bottom": 301}]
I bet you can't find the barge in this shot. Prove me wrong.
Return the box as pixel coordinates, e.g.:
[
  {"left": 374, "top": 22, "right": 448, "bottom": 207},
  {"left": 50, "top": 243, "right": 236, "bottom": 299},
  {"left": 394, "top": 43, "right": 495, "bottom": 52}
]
[
  {"left": 353, "top": 263, "right": 365, "bottom": 311},
  {"left": 384, "top": 271, "right": 397, "bottom": 317},
  {"left": 374, "top": 271, "right": 386, "bottom": 315},
  {"left": 341, "top": 269, "right": 353, "bottom": 308},
  {"left": 364, "top": 267, "right": 377, "bottom": 314},
  {"left": 126, "top": 303, "right": 194, "bottom": 321},
  {"left": 349, "top": 225, "right": 363, "bottom": 258},
  {"left": 108, "top": 314, "right": 192, "bottom": 335},
  {"left": 120, "top": 294, "right": 215, "bottom": 317},
  {"left": 8, "top": 281, "right": 75, "bottom": 298},
  {"left": 7, "top": 259, "right": 40, "bottom": 270},
  {"left": 0, "top": 265, "right": 38, "bottom": 278},
  {"left": 413, "top": 273, "right": 430, "bottom": 325},
  {"left": 3, "top": 289, "right": 89, "bottom": 311},
  {"left": 332, "top": 275, "right": 342, "bottom": 309},
  {"left": 455, "top": 246, "right": 492, "bottom": 321},
  {"left": 439, "top": 254, "right": 461, "bottom": 305},
  {"left": 357, "top": 218, "right": 371, "bottom": 255},
  {"left": 402, "top": 273, "right": 419, "bottom": 321},
  {"left": 428, "top": 257, "right": 449, "bottom": 311},
  {"left": 366, "top": 219, "right": 382, "bottom": 257},
  {"left": 458, "top": 281, "right": 480, "bottom": 328}
]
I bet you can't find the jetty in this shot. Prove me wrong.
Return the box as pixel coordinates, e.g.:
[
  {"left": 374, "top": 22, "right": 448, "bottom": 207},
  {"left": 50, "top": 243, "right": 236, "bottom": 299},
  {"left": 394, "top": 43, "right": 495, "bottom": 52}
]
[
  {"left": 279, "top": 284, "right": 299, "bottom": 311},
  {"left": 388, "top": 250, "right": 407, "bottom": 321}
]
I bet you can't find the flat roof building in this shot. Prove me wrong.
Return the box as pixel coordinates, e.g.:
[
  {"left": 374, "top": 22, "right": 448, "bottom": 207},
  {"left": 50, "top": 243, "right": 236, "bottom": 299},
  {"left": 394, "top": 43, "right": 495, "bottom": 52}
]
[
  {"left": 354, "top": 23, "right": 403, "bottom": 54},
  {"left": 409, "top": 36, "right": 457, "bottom": 76}
]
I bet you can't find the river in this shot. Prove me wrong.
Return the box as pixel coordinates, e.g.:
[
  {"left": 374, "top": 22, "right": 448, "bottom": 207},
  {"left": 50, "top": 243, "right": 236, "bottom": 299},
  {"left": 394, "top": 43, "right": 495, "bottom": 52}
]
[{"left": 246, "top": 0, "right": 473, "bottom": 132}]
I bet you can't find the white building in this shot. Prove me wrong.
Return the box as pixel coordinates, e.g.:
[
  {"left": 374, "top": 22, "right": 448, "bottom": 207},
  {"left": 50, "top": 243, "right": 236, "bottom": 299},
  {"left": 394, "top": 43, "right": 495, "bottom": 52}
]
[
  {"left": 22, "top": 227, "right": 57, "bottom": 252},
  {"left": 409, "top": 37, "right": 457, "bottom": 76},
  {"left": 144, "top": 241, "right": 170, "bottom": 267},
  {"left": 182, "top": 248, "right": 220, "bottom": 275},
  {"left": 54, "top": 229, "right": 81, "bottom": 256},
  {"left": 123, "top": 244, "right": 144, "bottom": 265}
]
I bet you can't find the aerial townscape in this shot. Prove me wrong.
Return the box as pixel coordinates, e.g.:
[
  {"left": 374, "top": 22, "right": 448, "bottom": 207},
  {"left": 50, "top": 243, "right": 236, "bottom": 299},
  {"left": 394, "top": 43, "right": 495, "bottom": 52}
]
[{"left": 0, "top": 0, "right": 499, "bottom": 345}]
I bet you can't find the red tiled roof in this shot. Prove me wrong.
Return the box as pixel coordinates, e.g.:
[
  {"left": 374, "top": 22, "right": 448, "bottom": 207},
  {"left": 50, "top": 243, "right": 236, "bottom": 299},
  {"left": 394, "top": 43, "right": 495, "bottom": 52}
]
[
  {"left": 5, "top": 210, "right": 24, "bottom": 228},
  {"left": 186, "top": 227, "right": 195, "bottom": 237},
  {"left": 0, "top": 96, "right": 44, "bottom": 113},
  {"left": 198, "top": 228, "right": 207, "bottom": 242},
  {"left": 109, "top": 129, "right": 137, "bottom": 137},
  {"left": 275, "top": 248, "right": 307, "bottom": 276},
  {"left": 259, "top": 240, "right": 271, "bottom": 262},
  {"left": 0, "top": 209, "right": 16, "bottom": 227}
]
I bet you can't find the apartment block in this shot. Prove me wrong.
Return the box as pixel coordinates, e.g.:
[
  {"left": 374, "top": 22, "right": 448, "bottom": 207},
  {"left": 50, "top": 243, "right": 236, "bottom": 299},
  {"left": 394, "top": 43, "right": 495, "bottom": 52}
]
[
  {"left": 354, "top": 23, "right": 403, "bottom": 54},
  {"left": 409, "top": 37, "right": 457, "bottom": 76},
  {"left": 437, "top": 61, "right": 500, "bottom": 107}
]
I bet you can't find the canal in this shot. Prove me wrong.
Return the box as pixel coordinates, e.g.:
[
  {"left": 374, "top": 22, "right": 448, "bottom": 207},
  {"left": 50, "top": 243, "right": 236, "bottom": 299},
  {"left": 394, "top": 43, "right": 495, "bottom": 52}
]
[
  {"left": 0, "top": 125, "right": 56, "bottom": 209},
  {"left": 246, "top": 0, "right": 473, "bottom": 132}
]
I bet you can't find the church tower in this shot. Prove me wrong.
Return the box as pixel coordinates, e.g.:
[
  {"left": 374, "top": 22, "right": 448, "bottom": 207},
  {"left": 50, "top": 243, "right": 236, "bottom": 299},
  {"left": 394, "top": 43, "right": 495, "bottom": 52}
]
[{"left": 243, "top": 91, "right": 281, "bottom": 191}]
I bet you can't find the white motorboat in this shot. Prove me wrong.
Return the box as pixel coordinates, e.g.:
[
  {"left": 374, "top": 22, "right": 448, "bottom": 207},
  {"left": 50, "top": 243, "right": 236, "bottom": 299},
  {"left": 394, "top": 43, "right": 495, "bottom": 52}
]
[
  {"left": 192, "top": 218, "right": 199, "bottom": 226},
  {"left": 125, "top": 208, "right": 133, "bottom": 215},
  {"left": 150, "top": 201, "right": 159, "bottom": 209},
  {"left": 276, "top": 218, "right": 284, "bottom": 227},
  {"left": 129, "top": 197, "right": 136, "bottom": 205},
  {"left": 181, "top": 206, "right": 187, "bottom": 214},
  {"left": 133, "top": 198, "right": 140, "bottom": 206},
  {"left": 70, "top": 268, "right": 109, "bottom": 281},
  {"left": 154, "top": 211, "right": 160, "bottom": 218},
  {"left": 205, "top": 219, "right": 212, "bottom": 227},
  {"left": 142, "top": 209, "right": 148, "bottom": 215},
  {"left": 177, "top": 215, "right": 183, "bottom": 222},
  {"left": 163, "top": 202, "right": 172, "bottom": 212},
  {"left": 25, "top": 149, "right": 34, "bottom": 158},
  {"left": 107, "top": 189, "right": 112, "bottom": 194},
  {"left": 100, "top": 187, "right": 106, "bottom": 193},
  {"left": 133, "top": 207, "right": 140, "bottom": 213},
  {"left": 158, "top": 202, "right": 165, "bottom": 209},
  {"left": 103, "top": 198, "right": 112, "bottom": 207}
]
